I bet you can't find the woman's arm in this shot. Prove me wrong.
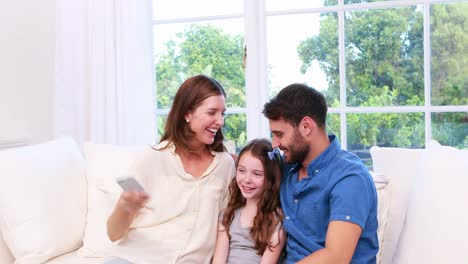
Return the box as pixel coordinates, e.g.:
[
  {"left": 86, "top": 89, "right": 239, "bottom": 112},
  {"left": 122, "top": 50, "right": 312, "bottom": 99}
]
[
  {"left": 106, "top": 190, "right": 149, "bottom": 241},
  {"left": 212, "top": 222, "right": 230, "bottom": 264},
  {"left": 260, "top": 227, "right": 286, "bottom": 264}
]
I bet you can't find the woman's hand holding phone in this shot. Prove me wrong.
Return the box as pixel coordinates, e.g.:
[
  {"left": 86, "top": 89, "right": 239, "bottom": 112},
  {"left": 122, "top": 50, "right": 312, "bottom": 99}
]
[{"left": 116, "top": 176, "right": 150, "bottom": 214}]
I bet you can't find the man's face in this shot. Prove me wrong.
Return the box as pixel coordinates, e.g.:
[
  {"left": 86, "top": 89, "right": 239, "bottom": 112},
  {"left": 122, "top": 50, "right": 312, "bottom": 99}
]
[{"left": 269, "top": 119, "right": 309, "bottom": 164}]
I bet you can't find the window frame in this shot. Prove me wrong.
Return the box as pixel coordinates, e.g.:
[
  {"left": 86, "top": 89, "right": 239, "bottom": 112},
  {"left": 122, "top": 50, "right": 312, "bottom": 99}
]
[{"left": 152, "top": 0, "right": 468, "bottom": 150}]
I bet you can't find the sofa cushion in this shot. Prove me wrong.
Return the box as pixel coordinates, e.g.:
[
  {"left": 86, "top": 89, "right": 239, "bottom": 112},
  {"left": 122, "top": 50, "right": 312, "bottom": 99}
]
[
  {"left": 370, "top": 171, "right": 390, "bottom": 260},
  {"left": 0, "top": 137, "right": 87, "bottom": 263},
  {"left": 393, "top": 141, "right": 468, "bottom": 263},
  {"left": 77, "top": 142, "right": 144, "bottom": 257},
  {"left": 369, "top": 146, "right": 424, "bottom": 264}
]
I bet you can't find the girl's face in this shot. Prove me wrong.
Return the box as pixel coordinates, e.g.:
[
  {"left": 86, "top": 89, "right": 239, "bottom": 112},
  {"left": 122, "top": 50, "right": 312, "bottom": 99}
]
[
  {"left": 236, "top": 151, "right": 266, "bottom": 202},
  {"left": 185, "top": 95, "right": 226, "bottom": 148}
]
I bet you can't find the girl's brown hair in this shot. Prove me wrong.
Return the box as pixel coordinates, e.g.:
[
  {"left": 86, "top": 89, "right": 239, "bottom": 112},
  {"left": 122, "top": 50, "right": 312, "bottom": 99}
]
[
  {"left": 158, "top": 75, "right": 226, "bottom": 153},
  {"left": 222, "top": 138, "right": 283, "bottom": 255}
]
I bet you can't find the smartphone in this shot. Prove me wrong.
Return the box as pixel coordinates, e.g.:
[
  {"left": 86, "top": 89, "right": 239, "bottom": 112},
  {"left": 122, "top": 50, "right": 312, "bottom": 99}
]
[{"left": 116, "top": 175, "right": 144, "bottom": 192}]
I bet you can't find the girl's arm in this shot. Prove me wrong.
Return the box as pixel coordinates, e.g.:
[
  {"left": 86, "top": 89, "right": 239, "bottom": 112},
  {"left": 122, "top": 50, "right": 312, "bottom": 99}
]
[
  {"left": 212, "top": 222, "right": 230, "bottom": 264},
  {"left": 260, "top": 227, "right": 286, "bottom": 264},
  {"left": 107, "top": 190, "right": 149, "bottom": 241}
]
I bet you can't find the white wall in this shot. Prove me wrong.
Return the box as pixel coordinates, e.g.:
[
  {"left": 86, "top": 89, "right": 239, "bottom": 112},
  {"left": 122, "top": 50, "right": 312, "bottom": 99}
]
[{"left": 0, "top": 0, "right": 55, "bottom": 147}]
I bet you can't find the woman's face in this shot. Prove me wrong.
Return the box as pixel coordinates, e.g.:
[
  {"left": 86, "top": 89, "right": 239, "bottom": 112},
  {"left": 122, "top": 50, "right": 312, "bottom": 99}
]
[{"left": 185, "top": 95, "right": 226, "bottom": 147}]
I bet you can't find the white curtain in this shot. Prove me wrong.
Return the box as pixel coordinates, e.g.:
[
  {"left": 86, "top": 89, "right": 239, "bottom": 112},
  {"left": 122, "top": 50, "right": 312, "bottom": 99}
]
[{"left": 54, "top": 0, "right": 156, "bottom": 146}]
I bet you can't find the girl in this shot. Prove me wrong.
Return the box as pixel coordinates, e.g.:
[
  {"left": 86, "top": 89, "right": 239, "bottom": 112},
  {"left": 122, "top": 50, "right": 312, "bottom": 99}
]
[{"left": 212, "top": 138, "right": 285, "bottom": 264}]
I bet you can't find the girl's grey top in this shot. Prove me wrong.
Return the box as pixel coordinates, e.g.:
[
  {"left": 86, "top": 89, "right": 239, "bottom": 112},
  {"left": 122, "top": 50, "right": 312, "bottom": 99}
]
[
  {"left": 227, "top": 208, "right": 262, "bottom": 264},
  {"left": 226, "top": 208, "right": 282, "bottom": 264}
]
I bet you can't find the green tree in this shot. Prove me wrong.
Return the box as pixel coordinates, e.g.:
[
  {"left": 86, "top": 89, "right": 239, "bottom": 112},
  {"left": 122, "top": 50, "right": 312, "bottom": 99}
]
[
  {"left": 430, "top": 3, "right": 468, "bottom": 148},
  {"left": 298, "top": 2, "right": 467, "bottom": 149},
  {"left": 155, "top": 24, "right": 246, "bottom": 148},
  {"left": 431, "top": 3, "right": 468, "bottom": 106}
]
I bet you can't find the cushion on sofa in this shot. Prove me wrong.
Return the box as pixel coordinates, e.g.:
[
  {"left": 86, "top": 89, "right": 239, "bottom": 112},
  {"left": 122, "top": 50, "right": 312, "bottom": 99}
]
[
  {"left": 369, "top": 146, "right": 424, "bottom": 264},
  {"left": 370, "top": 171, "right": 390, "bottom": 259},
  {"left": 77, "top": 142, "right": 145, "bottom": 257},
  {"left": 393, "top": 141, "right": 468, "bottom": 263},
  {"left": 0, "top": 137, "right": 87, "bottom": 263}
]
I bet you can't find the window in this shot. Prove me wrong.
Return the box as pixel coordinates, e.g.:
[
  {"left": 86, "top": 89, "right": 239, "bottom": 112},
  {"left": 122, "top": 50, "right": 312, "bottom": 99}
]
[
  {"left": 152, "top": 0, "right": 247, "bottom": 150},
  {"left": 152, "top": 0, "right": 468, "bottom": 163}
]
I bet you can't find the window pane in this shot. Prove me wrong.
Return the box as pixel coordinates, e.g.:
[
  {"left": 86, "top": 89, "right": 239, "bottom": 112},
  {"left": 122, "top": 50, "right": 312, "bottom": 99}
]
[
  {"left": 154, "top": 19, "right": 245, "bottom": 109},
  {"left": 156, "top": 115, "right": 168, "bottom": 141},
  {"left": 326, "top": 113, "right": 341, "bottom": 140},
  {"left": 432, "top": 112, "right": 468, "bottom": 149},
  {"left": 345, "top": 6, "right": 424, "bottom": 106},
  {"left": 268, "top": 12, "right": 337, "bottom": 106},
  {"left": 152, "top": 0, "right": 243, "bottom": 20},
  {"left": 224, "top": 113, "right": 247, "bottom": 153},
  {"left": 347, "top": 112, "right": 425, "bottom": 154},
  {"left": 266, "top": 0, "right": 337, "bottom": 11},
  {"left": 430, "top": 2, "right": 468, "bottom": 106}
]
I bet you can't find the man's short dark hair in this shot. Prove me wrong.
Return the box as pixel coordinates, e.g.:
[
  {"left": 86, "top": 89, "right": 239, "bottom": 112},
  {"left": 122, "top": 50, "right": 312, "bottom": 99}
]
[{"left": 262, "top": 83, "right": 327, "bottom": 129}]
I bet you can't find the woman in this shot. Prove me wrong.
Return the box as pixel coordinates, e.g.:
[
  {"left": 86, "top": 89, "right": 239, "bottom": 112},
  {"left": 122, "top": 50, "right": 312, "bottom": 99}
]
[{"left": 106, "top": 75, "right": 236, "bottom": 264}]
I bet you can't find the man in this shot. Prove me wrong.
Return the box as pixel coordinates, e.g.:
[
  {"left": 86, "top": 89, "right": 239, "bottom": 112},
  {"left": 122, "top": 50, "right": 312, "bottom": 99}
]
[{"left": 262, "top": 83, "right": 378, "bottom": 264}]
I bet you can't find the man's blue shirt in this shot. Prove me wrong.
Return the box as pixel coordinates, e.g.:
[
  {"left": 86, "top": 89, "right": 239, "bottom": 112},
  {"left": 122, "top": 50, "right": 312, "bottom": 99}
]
[{"left": 281, "top": 135, "right": 379, "bottom": 263}]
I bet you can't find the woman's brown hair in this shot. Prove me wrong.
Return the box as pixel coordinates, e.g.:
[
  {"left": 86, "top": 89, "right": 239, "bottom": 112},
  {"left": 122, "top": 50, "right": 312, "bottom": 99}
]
[
  {"left": 222, "top": 138, "right": 283, "bottom": 255},
  {"left": 158, "top": 75, "right": 227, "bottom": 153}
]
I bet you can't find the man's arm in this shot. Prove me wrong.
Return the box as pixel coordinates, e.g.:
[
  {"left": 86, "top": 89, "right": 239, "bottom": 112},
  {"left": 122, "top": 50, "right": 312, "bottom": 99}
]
[{"left": 297, "top": 220, "right": 362, "bottom": 264}]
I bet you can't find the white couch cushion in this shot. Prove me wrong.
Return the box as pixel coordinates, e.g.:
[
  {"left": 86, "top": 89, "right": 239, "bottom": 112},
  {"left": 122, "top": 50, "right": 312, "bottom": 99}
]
[
  {"left": 370, "top": 171, "right": 390, "bottom": 260},
  {"left": 0, "top": 137, "right": 87, "bottom": 263},
  {"left": 393, "top": 141, "right": 468, "bottom": 263},
  {"left": 77, "top": 142, "right": 144, "bottom": 257},
  {"left": 369, "top": 146, "right": 424, "bottom": 264}
]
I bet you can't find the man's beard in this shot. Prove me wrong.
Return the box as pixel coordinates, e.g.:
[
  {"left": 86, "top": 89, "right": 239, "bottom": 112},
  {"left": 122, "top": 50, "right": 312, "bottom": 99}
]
[{"left": 284, "top": 130, "right": 309, "bottom": 164}]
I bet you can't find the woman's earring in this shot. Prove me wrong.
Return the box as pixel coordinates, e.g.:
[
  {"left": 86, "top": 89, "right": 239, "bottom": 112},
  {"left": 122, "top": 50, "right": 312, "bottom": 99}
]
[{"left": 185, "top": 118, "right": 190, "bottom": 123}]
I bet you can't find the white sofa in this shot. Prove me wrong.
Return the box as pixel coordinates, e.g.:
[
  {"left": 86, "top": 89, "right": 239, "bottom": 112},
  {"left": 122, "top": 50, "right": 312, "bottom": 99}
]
[
  {"left": 0, "top": 137, "right": 143, "bottom": 264},
  {"left": 0, "top": 137, "right": 467, "bottom": 263}
]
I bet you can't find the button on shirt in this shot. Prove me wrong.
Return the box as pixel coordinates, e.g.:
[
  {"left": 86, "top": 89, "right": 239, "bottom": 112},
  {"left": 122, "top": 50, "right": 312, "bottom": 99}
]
[{"left": 281, "top": 135, "right": 379, "bottom": 264}]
